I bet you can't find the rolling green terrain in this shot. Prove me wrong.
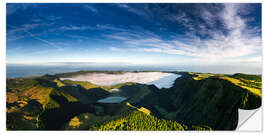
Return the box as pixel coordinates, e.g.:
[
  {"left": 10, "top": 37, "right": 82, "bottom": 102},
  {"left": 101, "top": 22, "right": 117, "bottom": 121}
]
[{"left": 6, "top": 71, "right": 261, "bottom": 130}]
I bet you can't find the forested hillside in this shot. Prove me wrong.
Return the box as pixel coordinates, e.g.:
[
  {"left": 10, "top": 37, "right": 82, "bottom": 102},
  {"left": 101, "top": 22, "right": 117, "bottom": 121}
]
[{"left": 6, "top": 71, "right": 261, "bottom": 130}]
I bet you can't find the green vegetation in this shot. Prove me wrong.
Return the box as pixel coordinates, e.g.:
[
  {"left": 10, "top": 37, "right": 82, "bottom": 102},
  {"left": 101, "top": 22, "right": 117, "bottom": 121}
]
[
  {"left": 190, "top": 72, "right": 218, "bottom": 80},
  {"left": 7, "top": 75, "right": 95, "bottom": 130},
  {"left": 168, "top": 72, "right": 261, "bottom": 129},
  {"left": 62, "top": 80, "right": 100, "bottom": 90},
  {"left": 221, "top": 76, "right": 261, "bottom": 96},
  {"left": 90, "top": 109, "right": 185, "bottom": 131},
  {"left": 131, "top": 72, "right": 261, "bottom": 130},
  {"left": 62, "top": 79, "right": 135, "bottom": 92},
  {"left": 63, "top": 103, "right": 134, "bottom": 130},
  {"left": 154, "top": 105, "right": 177, "bottom": 120},
  {"left": 119, "top": 84, "right": 152, "bottom": 103},
  {"left": 231, "top": 73, "right": 262, "bottom": 82},
  {"left": 231, "top": 73, "right": 262, "bottom": 91},
  {"left": 190, "top": 72, "right": 262, "bottom": 97},
  {"left": 6, "top": 71, "right": 262, "bottom": 131},
  {"left": 64, "top": 102, "right": 190, "bottom": 131},
  {"left": 53, "top": 79, "right": 66, "bottom": 87},
  {"left": 240, "top": 91, "right": 261, "bottom": 109},
  {"left": 191, "top": 125, "right": 212, "bottom": 131}
]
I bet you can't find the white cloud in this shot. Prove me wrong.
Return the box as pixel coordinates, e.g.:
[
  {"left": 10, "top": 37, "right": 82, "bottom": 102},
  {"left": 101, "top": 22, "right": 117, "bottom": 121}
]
[
  {"left": 83, "top": 5, "right": 98, "bottom": 14},
  {"left": 108, "top": 47, "right": 124, "bottom": 52},
  {"left": 47, "top": 16, "right": 62, "bottom": 21},
  {"left": 66, "top": 34, "right": 89, "bottom": 40},
  {"left": 7, "top": 22, "right": 55, "bottom": 42},
  {"left": 106, "top": 4, "right": 261, "bottom": 65},
  {"left": 59, "top": 24, "right": 128, "bottom": 32},
  {"left": 7, "top": 24, "right": 38, "bottom": 35},
  {"left": 95, "top": 24, "right": 127, "bottom": 31},
  {"left": 117, "top": 4, "right": 148, "bottom": 17},
  {"left": 59, "top": 25, "right": 91, "bottom": 31},
  {"left": 6, "top": 4, "right": 34, "bottom": 16}
]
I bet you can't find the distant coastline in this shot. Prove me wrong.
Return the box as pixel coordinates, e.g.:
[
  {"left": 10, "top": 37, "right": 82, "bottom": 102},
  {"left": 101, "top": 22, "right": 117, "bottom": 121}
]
[{"left": 7, "top": 64, "right": 262, "bottom": 79}]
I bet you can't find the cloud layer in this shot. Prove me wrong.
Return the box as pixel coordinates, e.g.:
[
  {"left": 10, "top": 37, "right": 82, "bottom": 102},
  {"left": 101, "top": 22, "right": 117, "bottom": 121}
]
[
  {"left": 107, "top": 4, "right": 261, "bottom": 62},
  {"left": 6, "top": 3, "right": 262, "bottom": 71}
]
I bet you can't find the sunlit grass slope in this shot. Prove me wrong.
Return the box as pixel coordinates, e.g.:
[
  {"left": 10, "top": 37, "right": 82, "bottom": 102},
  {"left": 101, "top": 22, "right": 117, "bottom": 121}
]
[
  {"left": 6, "top": 71, "right": 261, "bottom": 130},
  {"left": 190, "top": 72, "right": 262, "bottom": 97}
]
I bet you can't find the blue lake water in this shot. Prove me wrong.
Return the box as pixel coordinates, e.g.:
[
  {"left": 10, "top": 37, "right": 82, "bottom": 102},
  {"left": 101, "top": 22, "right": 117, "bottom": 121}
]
[{"left": 97, "top": 96, "right": 127, "bottom": 103}]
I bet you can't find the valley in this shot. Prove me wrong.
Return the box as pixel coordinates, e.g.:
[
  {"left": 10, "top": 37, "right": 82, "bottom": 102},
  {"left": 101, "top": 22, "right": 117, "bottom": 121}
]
[{"left": 6, "top": 71, "right": 262, "bottom": 130}]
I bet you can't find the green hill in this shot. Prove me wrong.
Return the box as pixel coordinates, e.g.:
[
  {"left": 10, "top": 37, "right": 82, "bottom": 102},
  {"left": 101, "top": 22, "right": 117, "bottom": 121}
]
[
  {"left": 129, "top": 72, "right": 261, "bottom": 130},
  {"left": 6, "top": 72, "right": 261, "bottom": 130}
]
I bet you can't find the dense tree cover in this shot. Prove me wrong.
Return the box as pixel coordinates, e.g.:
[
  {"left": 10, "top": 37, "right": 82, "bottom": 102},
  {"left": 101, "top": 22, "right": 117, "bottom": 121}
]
[
  {"left": 240, "top": 91, "right": 261, "bottom": 109},
  {"left": 63, "top": 103, "right": 134, "bottom": 130},
  {"left": 239, "top": 80, "right": 261, "bottom": 89},
  {"left": 220, "top": 76, "right": 261, "bottom": 97},
  {"left": 6, "top": 71, "right": 262, "bottom": 130},
  {"left": 7, "top": 111, "right": 37, "bottom": 130},
  {"left": 131, "top": 72, "right": 261, "bottom": 130},
  {"left": 7, "top": 99, "right": 43, "bottom": 130},
  {"left": 7, "top": 78, "right": 39, "bottom": 93},
  {"left": 231, "top": 73, "right": 262, "bottom": 82},
  {"left": 90, "top": 110, "right": 185, "bottom": 131},
  {"left": 118, "top": 84, "right": 153, "bottom": 103},
  {"left": 6, "top": 75, "right": 98, "bottom": 130},
  {"left": 171, "top": 77, "right": 260, "bottom": 129}
]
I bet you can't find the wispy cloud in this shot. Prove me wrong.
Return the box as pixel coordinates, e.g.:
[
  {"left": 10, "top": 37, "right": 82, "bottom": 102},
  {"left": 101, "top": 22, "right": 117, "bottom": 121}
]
[
  {"left": 6, "top": 3, "right": 261, "bottom": 69},
  {"left": 7, "top": 24, "right": 38, "bottom": 35},
  {"left": 106, "top": 4, "right": 261, "bottom": 64},
  {"left": 7, "top": 24, "right": 64, "bottom": 50},
  {"left": 117, "top": 4, "right": 149, "bottom": 17},
  {"left": 6, "top": 4, "right": 34, "bottom": 16},
  {"left": 47, "top": 16, "right": 62, "bottom": 21},
  {"left": 59, "top": 25, "right": 91, "bottom": 31},
  {"left": 59, "top": 24, "right": 127, "bottom": 32},
  {"left": 7, "top": 22, "right": 56, "bottom": 41},
  {"left": 66, "top": 34, "right": 89, "bottom": 40},
  {"left": 96, "top": 24, "right": 127, "bottom": 31},
  {"left": 7, "top": 24, "right": 38, "bottom": 41},
  {"left": 83, "top": 5, "right": 98, "bottom": 14},
  {"left": 108, "top": 47, "right": 124, "bottom": 52}
]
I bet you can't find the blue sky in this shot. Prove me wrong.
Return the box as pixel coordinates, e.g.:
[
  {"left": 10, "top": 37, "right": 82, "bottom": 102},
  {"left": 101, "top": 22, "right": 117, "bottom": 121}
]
[{"left": 6, "top": 3, "right": 262, "bottom": 72}]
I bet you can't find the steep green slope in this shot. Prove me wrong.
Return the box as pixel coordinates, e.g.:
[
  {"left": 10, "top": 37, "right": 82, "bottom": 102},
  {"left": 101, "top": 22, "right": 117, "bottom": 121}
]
[
  {"left": 90, "top": 109, "right": 185, "bottom": 131},
  {"left": 169, "top": 77, "right": 243, "bottom": 130},
  {"left": 62, "top": 79, "right": 135, "bottom": 92},
  {"left": 231, "top": 73, "right": 262, "bottom": 82},
  {"left": 6, "top": 75, "right": 108, "bottom": 130},
  {"left": 167, "top": 73, "right": 261, "bottom": 130},
  {"left": 6, "top": 74, "right": 156, "bottom": 130},
  {"left": 130, "top": 72, "right": 261, "bottom": 130},
  {"left": 64, "top": 102, "right": 210, "bottom": 131},
  {"left": 118, "top": 83, "right": 153, "bottom": 103},
  {"left": 6, "top": 72, "right": 262, "bottom": 130}
]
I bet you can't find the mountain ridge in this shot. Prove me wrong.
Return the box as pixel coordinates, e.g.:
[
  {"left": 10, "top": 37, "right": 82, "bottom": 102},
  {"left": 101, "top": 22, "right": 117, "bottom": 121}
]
[{"left": 6, "top": 71, "right": 261, "bottom": 130}]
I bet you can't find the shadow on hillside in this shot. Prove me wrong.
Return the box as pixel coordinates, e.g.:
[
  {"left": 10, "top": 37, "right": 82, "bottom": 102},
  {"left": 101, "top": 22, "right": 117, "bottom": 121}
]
[{"left": 38, "top": 94, "right": 96, "bottom": 130}]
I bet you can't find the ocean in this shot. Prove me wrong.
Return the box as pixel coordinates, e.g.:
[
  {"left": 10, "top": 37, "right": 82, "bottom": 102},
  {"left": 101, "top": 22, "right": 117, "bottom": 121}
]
[
  {"left": 6, "top": 65, "right": 184, "bottom": 78},
  {"left": 6, "top": 64, "right": 262, "bottom": 78}
]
